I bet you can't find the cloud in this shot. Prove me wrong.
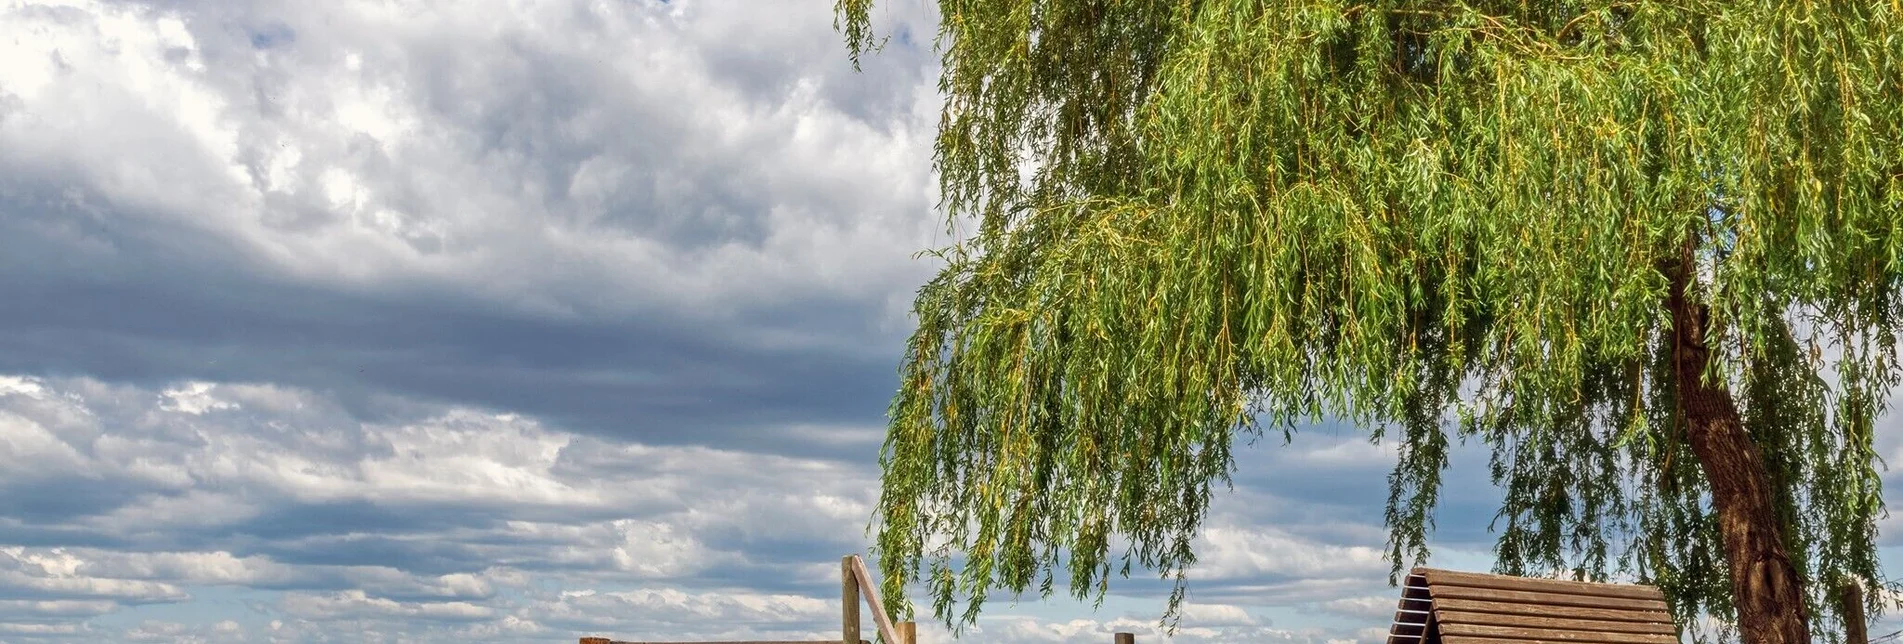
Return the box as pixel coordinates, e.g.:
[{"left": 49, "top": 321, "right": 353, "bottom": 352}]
[
  {"left": 1315, "top": 595, "right": 1400, "bottom": 622},
  {"left": 952, "top": 614, "right": 1352, "bottom": 644},
  {"left": 530, "top": 587, "right": 833, "bottom": 632},
  {"left": 0, "top": 0, "right": 940, "bottom": 452},
  {"left": 0, "top": 373, "right": 889, "bottom": 638},
  {"left": 122, "top": 620, "right": 249, "bottom": 644},
  {"left": 278, "top": 590, "right": 494, "bottom": 622},
  {"left": 1176, "top": 602, "right": 1259, "bottom": 627},
  {"left": 1190, "top": 526, "right": 1387, "bottom": 584},
  {"left": 0, "top": 548, "right": 190, "bottom": 604}
]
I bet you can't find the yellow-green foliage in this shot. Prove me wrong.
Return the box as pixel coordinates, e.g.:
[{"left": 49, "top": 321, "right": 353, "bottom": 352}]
[{"left": 841, "top": 2, "right": 1903, "bottom": 638}]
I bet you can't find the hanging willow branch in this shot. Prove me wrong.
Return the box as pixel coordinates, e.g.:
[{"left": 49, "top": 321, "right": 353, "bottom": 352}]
[{"left": 842, "top": 1, "right": 1903, "bottom": 639}]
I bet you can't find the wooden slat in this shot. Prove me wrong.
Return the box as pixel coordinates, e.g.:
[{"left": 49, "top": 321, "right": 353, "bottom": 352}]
[
  {"left": 1435, "top": 610, "right": 1676, "bottom": 635},
  {"left": 1428, "top": 585, "right": 1669, "bottom": 612},
  {"left": 1431, "top": 598, "right": 1671, "bottom": 625},
  {"left": 1423, "top": 569, "right": 1666, "bottom": 602},
  {"left": 1439, "top": 623, "right": 1676, "bottom": 643},
  {"left": 1442, "top": 638, "right": 1657, "bottom": 644},
  {"left": 596, "top": 641, "right": 857, "bottom": 643}
]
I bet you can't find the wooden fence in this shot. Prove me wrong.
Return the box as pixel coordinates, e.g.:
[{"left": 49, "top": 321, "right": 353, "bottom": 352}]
[{"left": 579, "top": 555, "right": 1140, "bottom": 644}]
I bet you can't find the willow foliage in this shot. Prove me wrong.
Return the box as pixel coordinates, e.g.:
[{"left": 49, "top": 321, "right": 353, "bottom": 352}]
[{"left": 840, "top": 1, "right": 1903, "bottom": 637}]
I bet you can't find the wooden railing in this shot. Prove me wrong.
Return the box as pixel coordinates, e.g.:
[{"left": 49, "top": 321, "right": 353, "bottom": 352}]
[
  {"left": 841, "top": 554, "right": 910, "bottom": 644},
  {"left": 580, "top": 554, "right": 1140, "bottom": 644}
]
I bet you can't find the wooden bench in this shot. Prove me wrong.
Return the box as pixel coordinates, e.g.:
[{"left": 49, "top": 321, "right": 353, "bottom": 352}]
[{"left": 1386, "top": 568, "right": 1676, "bottom": 644}]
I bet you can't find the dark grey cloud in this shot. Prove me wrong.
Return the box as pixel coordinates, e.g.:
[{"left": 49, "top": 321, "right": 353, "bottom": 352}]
[
  {"left": 0, "top": 0, "right": 938, "bottom": 459},
  {"left": 0, "top": 267, "right": 895, "bottom": 457}
]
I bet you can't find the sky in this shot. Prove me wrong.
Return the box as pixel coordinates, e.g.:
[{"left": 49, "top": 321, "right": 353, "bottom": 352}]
[{"left": 0, "top": 1, "right": 1898, "bottom": 643}]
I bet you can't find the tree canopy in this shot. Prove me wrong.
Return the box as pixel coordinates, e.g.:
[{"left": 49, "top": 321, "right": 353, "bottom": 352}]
[{"left": 839, "top": 1, "right": 1903, "bottom": 639}]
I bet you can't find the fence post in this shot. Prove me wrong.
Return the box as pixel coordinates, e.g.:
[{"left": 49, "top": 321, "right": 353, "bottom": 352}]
[
  {"left": 897, "top": 621, "right": 916, "bottom": 644},
  {"left": 843, "top": 556, "right": 862, "bottom": 644},
  {"left": 1840, "top": 578, "right": 1868, "bottom": 644},
  {"left": 1114, "top": 633, "right": 1135, "bottom": 644}
]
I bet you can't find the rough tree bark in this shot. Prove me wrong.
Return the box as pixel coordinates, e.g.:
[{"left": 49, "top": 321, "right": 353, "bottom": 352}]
[{"left": 1666, "top": 243, "right": 1811, "bottom": 643}]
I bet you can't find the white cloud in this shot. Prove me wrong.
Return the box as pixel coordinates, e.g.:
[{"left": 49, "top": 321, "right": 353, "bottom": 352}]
[
  {"left": 1315, "top": 595, "right": 1397, "bottom": 622},
  {"left": 961, "top": 615, "right": 1347, "bottom": 644},
  {"left": 0, "top": 548, "right": 190, "bottom": 603},
  {"left": 0, "top": 599, "right": 117, "bottom": 617},
  {"left": 0, "top": 372, "right": 892, "bottom": 638},
  {"left": 123, "top": 619, "right": 248, "bottom": 644},
  {"left": 0, "top": 621, "right": 85, "bottom": 636},
  {"left": 1190, "top": 525, "right": 1388, "bottom": 583},
  {"left": 279, "top": 590, "right": 494, "bottom": 621},
  {"left": 0, "top": 0, "right": 941, "bottom": 331},
  {"left": 1177, "top": 602, "right": 1259, "bottom": 627},
  {"left": 537, "top": 587, "right": 832, "bottom": 628}
]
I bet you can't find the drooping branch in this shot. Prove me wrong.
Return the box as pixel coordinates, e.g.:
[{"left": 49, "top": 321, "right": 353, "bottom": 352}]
[{"left": 843, "top": 0, "right": 1903, "bottom": 635}]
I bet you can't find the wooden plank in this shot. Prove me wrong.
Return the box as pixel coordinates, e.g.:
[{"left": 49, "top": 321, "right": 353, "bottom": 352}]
[
  {"left": 897, "top": 622, "right": 916, "bottom": 644},
  {"left": 1435, "top": 610, "right": 1676, "bottom": 635},
  {"left": 1114, "top": 633, "right": 1135, "bottom": 644},
  {"left": 1439, "top": 623, "right": 1676, "bottom": 644},
  {"left": 1422, "top": 569, "right": 1666, "bottom": 602},
  {"left": 842, "top": 557, "right": 861, "bottom": 644},
  {"left": 1431, "top": 598, "right": 1671, "bottom": 625},
  {"left": 1427, "top": 585, "right": 1669, "bottom": 612},
  {"left": 1841, "top": 579, "right": 1869, "bottom": 644},
  {"left": 1443, "top": 638, "right": 1648, "bottom": 644},
  {"left": 848, "top": 555, "right": 902, "bottom": 644},
  {"left": 597, "top": 641, "right": 857, "bottom": 644}
]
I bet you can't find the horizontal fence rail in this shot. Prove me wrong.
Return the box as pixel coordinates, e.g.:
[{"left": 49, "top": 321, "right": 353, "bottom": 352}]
[
  {"left": 582, "top": 640, "right": 865, "bottom": 644},
  {"left": 580, "top": 554, "right": 1140, "bottom": 644}
]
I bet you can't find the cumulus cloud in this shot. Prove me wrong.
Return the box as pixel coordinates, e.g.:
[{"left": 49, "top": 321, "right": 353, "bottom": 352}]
[
  {"left": 956, "top": 615, "right": 1348, "bottom": 644},
  {"left": 0, "top": 0, "right": 938, "bottom": 312},
  {"left": 0, "top": 0, "right": 939, "bottom": 450},
  {"left": 0, "top": 374, "right": 886, "bottom": 638}
]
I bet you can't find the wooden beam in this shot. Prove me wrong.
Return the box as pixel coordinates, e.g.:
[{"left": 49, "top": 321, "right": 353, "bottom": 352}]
[
  {"left": 1114, "top": 633, "right": 1135, "bottom": 644},
  {"left": 1428, "top": 598, "right": 1672, "bottom": 624},
  {"left": 1426, "top": 585, "right": 1670, "bottom": 612},
  {"left": 1434, "top": 610, "right": 1677, "bottom": 634},
  {"left": 1438, "top": 622, "right": 1676, "bottom": 643},
  {"left": 587, "top": 641, "right": 858, "bottom": 644},
  {"left": 1841, "top": 579, "right": 1869, "bottom": 644},
  {"left": 847, "top": 555, "right": 902, "bottom": 644},
  {"left": 1421, "top": 569, "right": 1666, "bottom": 601},
  {"left": 843, "top": 556, "right": 861, "bottom": 644}
]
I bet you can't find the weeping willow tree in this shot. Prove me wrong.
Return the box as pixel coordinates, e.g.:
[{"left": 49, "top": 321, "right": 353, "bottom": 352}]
[{"left": 838, "top": 2, "right": 1902, "bottom": 642}]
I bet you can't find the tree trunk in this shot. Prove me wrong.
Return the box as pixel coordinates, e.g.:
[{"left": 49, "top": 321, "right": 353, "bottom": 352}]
[{"left": 1665, "top": 248, "right": 1811, "bottom": 643}]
